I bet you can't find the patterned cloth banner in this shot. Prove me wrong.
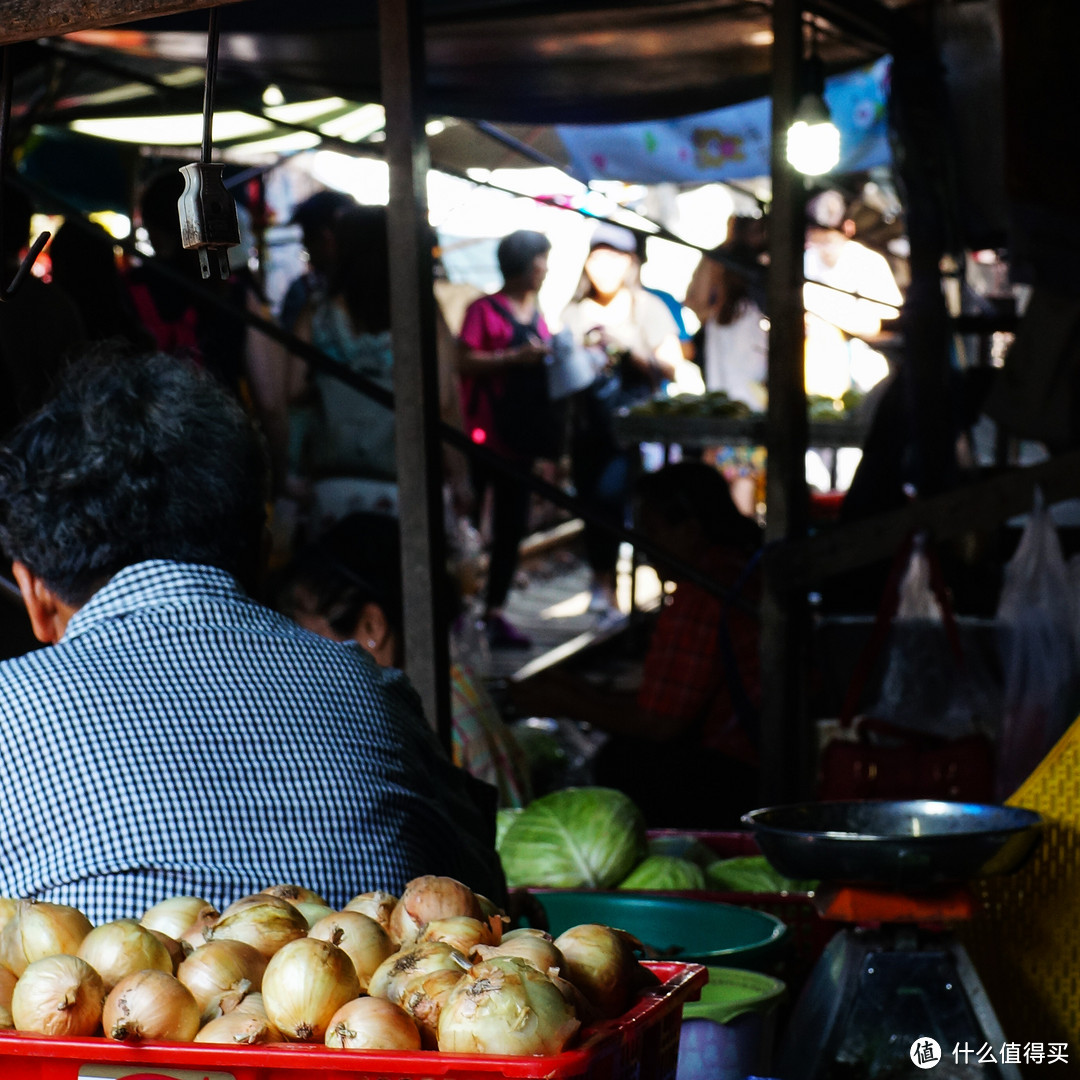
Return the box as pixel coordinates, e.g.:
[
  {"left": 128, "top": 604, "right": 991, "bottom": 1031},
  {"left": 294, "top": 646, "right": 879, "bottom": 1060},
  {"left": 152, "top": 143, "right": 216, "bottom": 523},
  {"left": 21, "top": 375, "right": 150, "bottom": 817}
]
[{"left": 557, "top": 56, "right": 891, "bottom": 183}]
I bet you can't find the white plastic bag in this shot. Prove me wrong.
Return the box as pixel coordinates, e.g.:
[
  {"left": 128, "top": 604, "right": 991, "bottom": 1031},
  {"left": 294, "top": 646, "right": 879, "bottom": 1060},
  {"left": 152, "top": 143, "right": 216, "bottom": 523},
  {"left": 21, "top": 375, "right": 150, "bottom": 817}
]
[
  {"left": 868, "top": 536, "right": 981, "bottom": 739},
  {"left": 995, "top": 489, "right": 1080, "bottom": 797}
]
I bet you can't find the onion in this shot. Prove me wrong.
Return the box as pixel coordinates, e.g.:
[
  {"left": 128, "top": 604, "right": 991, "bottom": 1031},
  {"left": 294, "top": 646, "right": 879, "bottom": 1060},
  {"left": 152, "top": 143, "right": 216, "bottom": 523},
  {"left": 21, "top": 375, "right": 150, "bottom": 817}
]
[
  {"left": 326, "top": 996, "right": 422, "bottom": 1050},
  {"left": 0, "top": 963, "right": 16, "bottom": 1029},
  {"left": 177, "top": 939, "right": 268, "bottom": 1022},
  {"left": 261, "top": 936, "right": 360, "bottom": 1042},
  {"left": 398, "top": 966, "right": 466, "bottom": 1048},
  {"left": 504, "top": 927, "right": 553, "bottom": 941},
  {"left": 553, "top": 925, "right": 645, "bottom": 1019},
  {"left": 205, "top": 895, "right": 308, "bottom": 959},
  {"left": 419, "top": 916, "right": 497, "bottom": 956},
  {"left": 368, "top": 942, "right": 469, "bottom": 1004},
  {"left": 148, "top": 929, "right": 192, "bottom": 973},
  {"left": 77, "top": 919, "right": 173, "bottom": 992},
  {"left": 195, "top": 1010, "right": 281, "bottom": 1044},
  {"left": 11, "top": 955, "right": 105, "bottom": 1036},
  {"left": 179, "top": 907, "right": 219, "bottom": 949},
  {"left": 296, "top": 902, "right": 335, "bottom": 928},
  {"left": 141, "top": 897, "right": 218, "bottom": 942},
  {"left": 262, "top": 884, "right": 329, "bottom": 906},
  {"left": 389, "top": 877, "right": 482, "bottom": 945},
  {"left": 233, "top": 990, "right": 269, "bottom": 1018},
  {"left": 474, "top": 934, "right": 565, "bottom": 976},
  {"left": 344, "top": 891, "right": 397, "bottom": 934},
  {"left": 0, "top": 900, "right": 92, "bottom": 976},
  {"left": 308, "top": 911, "right": 396, "bottom": 991},
  {"left": 550, "top": 972, "right": 596, "bottom": 1024},
  {"left": 0, "top": 899, "right": 16, "bottom": 936},
  {"left": 437, "top": 956, "right": 580, "bottom": 1055},
  {"left": 104, "top": 970, "right": 201, "bottom": 1042}
]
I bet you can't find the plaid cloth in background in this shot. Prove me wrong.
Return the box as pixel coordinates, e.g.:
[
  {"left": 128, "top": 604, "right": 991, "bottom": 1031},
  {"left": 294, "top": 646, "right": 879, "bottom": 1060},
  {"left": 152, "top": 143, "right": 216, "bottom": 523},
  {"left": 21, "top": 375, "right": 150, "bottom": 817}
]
[{"left": 637, "top": 548, "right": 760, "bottom": 764}]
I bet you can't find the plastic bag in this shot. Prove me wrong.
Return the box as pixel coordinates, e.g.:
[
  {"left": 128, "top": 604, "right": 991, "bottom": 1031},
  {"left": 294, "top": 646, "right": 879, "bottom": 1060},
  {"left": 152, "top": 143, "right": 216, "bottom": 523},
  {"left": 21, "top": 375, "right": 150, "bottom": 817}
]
[
  {"left": 867, "top": 538, "right": 984, "bottom": 739},
  {"left": 995, "top": 489, "right": 1080, "bottom": 798}
]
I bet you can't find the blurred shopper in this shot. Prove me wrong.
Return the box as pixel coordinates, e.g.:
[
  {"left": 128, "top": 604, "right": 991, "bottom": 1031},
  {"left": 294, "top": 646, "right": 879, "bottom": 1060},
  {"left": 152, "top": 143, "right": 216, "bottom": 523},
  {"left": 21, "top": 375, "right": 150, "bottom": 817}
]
[
  {"left": 560, "top": 222, "right": 689, "bottom": 622},
  {"left": 277, "top": 511, "right": 533, "bottom": 809},
  {"left": 0, "top": 185, "right": 85, "bottom": 437},
  {"left": 457, "top": 229, "right": 556, "bottom": 649},
  {"left": 48, "top": 220, "right": 154, "bottom": 350},
  {"left": 635, "top": 231, "right": 693, "bottom": 358},
  {"left": 125, "top": 170, "right": 293, "bottom": 490},
  {"left": 293, "top": 205, "right": 397, "bottom": 532},
  {"left": 279, "top": 188, "right": 356, "bottom": 333},
  {"left": 685, "top": 229, "right": 769, "bottom": 516}
]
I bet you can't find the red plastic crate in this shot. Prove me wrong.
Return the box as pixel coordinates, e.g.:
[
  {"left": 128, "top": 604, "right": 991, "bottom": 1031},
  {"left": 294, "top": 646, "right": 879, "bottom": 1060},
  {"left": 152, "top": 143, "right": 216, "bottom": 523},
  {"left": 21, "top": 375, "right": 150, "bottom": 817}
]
[{"left": 0, "top": 961, "right": 705, "bottom": 1080}]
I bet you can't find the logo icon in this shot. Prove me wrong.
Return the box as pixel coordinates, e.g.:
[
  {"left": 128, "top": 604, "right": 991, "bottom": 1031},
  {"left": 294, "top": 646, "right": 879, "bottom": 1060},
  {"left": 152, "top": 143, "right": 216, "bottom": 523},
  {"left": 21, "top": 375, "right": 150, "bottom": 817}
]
[{"left": 911, "top": 1037, "right": 942, "bottom": 1069}]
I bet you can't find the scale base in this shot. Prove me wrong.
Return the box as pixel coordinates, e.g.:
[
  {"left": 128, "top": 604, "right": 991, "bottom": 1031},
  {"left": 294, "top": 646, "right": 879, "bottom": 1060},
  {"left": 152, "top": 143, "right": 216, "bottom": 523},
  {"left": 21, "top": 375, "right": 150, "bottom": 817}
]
[{"left": 775, "top": 927, "right": 1021, "bottom": 1080}]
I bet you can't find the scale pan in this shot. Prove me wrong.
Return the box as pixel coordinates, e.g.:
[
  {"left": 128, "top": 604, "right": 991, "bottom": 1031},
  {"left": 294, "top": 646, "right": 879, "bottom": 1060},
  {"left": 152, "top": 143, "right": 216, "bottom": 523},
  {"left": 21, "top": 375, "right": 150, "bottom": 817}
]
[{"left": 741, "top": 799, "right": 1042, "bottom": 888}]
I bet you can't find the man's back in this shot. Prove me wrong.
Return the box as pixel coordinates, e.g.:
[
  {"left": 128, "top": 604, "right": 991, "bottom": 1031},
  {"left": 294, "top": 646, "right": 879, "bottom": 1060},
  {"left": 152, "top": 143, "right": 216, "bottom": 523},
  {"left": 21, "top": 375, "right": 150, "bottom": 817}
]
[{"left": 0, "top": 560, "right": 499, "bottom": 922}]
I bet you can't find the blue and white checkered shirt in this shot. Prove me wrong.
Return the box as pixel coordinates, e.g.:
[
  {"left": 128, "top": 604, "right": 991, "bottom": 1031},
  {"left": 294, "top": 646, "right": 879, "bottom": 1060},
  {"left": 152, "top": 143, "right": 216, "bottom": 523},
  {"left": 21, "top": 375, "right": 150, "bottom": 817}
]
[{"left": 0, "top": 560, "right": 500, "bottom": 924}]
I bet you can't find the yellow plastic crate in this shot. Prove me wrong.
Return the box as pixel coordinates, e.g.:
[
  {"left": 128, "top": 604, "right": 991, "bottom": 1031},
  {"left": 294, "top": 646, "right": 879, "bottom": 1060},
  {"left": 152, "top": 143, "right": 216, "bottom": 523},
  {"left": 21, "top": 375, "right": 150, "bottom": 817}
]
[{"left": 961, "top": 717, "right": 1080, "bottom": 1054}]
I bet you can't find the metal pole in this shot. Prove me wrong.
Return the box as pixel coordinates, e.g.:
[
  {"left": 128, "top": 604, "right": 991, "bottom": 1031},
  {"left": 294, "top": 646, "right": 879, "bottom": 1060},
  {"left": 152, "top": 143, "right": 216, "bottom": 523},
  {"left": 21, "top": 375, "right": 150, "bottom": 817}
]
[
  {"left": 761, "top": 0, "right": 810, "bottom": 803},
  {"left": 379, "top": 0, "right": 452, "bottom": 747}
]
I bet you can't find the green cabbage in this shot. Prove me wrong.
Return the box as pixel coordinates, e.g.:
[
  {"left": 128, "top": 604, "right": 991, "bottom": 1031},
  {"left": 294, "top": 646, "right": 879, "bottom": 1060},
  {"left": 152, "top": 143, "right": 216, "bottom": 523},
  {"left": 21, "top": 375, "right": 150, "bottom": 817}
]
[
  {"left": 618, "top": 855, "right": 707, "bottom": 891},
  {"left": 705, "top": 856, "right": 817, "bottom": 893},
  {"left": 646, "top": 834, "right": 719, "bottom": 867},
  {"left": 496, "top": 808, "right": 523, "bottom": 850},
  {"left": 498, "top": 787, "right": 647, "bottom": 889}
]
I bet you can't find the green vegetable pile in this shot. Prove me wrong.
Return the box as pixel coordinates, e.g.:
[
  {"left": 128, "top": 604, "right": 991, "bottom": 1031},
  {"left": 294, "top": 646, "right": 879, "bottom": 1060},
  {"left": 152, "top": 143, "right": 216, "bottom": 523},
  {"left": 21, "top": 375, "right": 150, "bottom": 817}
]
[{"left": 496, "top": 789, "right": 816, "bottom": 894}]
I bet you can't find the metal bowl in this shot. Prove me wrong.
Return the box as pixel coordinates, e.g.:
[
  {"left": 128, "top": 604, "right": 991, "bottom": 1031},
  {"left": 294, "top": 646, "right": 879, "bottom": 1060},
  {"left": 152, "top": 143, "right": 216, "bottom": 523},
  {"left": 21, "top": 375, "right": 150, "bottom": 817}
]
[{"left": 741, "top": 800, "right": 1043, "bottom": 888}]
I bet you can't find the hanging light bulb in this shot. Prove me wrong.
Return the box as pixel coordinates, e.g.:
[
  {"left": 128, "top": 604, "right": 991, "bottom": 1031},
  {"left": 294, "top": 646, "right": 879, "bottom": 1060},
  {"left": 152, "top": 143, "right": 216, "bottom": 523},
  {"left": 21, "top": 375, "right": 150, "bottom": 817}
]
[{"left": 786, "top": 28, "right": 840, "bottom": 176}]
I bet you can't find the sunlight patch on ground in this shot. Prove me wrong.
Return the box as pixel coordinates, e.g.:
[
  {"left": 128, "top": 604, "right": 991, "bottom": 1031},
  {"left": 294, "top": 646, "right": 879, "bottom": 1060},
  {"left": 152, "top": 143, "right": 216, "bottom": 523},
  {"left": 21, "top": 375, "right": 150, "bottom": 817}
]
[{"left": 539, "top": 591, "right": 592, "bottom": 620}]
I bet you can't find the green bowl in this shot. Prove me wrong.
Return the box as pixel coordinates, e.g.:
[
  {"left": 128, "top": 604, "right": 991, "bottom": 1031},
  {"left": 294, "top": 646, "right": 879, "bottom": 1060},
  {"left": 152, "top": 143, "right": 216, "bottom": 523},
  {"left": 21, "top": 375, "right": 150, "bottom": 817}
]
[{"left": 532, "top": 891, "right": 789, "bottom": 970}]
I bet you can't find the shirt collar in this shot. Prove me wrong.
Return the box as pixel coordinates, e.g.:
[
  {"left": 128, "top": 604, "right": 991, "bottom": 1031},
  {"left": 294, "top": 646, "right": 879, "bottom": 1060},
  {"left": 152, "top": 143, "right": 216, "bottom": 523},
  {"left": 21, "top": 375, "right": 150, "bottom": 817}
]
[{"left": 62, "top": 560, "right": 247, "bottom": 642}]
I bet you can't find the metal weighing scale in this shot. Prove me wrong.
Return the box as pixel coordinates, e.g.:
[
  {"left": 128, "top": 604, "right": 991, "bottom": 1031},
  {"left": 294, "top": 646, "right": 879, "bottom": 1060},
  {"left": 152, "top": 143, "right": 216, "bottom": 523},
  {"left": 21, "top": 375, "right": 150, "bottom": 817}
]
[{"left": 742, "top": 800, "right": 1043, "bottom": 1080}]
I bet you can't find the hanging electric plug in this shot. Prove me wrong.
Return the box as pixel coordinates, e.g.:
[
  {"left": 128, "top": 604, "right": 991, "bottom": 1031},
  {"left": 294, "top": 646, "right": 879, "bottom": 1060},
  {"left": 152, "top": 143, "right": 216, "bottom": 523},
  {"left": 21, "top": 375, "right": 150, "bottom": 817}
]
[{"left": 177, "top": 162, "right": 240, "bottom": 280}]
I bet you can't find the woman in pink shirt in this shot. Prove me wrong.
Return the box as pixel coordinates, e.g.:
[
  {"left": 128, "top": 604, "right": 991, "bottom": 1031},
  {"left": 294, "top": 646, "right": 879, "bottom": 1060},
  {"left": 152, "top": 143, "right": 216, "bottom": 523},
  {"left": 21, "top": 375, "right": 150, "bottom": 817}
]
[{"left": 457, "top": 231, "right": 555, "bottom": 649}]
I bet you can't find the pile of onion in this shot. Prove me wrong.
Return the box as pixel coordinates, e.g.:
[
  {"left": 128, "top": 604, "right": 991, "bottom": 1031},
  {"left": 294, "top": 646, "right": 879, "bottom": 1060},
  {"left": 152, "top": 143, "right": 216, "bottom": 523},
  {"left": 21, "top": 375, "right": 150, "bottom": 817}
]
[{"left": 0, "top": 876, "right": 662, "bottom": 1057}]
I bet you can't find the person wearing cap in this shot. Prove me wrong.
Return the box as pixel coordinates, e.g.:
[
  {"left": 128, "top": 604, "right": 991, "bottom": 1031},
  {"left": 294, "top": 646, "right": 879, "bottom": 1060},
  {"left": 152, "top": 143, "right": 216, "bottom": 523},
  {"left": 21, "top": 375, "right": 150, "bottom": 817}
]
[
  {"left": 280, "top": 188, "right": 357, "bottom": 333},
  {"left": 560, "top": 222, "right": 685, "bottom": 622},
  {"left": 457, "top": 229, "right": 555, "bottom": 649}
]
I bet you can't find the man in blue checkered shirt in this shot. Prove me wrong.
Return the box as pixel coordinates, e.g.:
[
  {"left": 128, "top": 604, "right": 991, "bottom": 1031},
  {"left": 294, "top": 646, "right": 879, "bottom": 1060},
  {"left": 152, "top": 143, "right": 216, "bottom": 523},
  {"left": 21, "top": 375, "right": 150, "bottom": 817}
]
[{"left": 0, "top": 352, "right": 502, "bottom": 923}]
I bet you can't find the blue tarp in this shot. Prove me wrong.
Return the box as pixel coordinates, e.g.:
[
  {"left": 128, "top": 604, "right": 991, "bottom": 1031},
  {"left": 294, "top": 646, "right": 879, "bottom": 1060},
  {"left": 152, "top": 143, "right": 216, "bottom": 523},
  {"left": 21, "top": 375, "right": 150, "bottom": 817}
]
[{"left": 556, "top": 56, "right": 891, "bottom": 184}]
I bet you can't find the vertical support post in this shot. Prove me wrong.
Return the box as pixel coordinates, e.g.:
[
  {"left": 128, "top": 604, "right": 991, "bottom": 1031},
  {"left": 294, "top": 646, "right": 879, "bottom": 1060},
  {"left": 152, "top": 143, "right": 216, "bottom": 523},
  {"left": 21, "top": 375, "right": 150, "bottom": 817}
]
[
  {"left": 890, "top": 25, "right": 956, "bottom": 499},
  {"left": 379, "top": 0, "right": 453, "bottom": 746},
  {"left": 761, "top": 0, "right": 810, "bottom": 802}
]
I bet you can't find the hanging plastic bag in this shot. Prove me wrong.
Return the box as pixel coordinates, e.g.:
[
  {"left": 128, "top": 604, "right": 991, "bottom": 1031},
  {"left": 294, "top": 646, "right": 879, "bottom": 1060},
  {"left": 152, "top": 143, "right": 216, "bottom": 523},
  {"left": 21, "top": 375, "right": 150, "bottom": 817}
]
[
  {"left": 995, "top": 489, "right": 1080, "bottom": 798},
  {"left": 866, "top": 535, "right": 984, "bottom": 740}
]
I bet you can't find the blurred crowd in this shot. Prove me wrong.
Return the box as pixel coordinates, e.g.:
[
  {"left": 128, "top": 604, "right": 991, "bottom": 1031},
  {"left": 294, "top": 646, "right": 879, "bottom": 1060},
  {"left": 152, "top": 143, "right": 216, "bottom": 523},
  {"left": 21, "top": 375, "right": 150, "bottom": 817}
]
[{"left": 0, "top": 174, "right": 901, "bottom": 819}]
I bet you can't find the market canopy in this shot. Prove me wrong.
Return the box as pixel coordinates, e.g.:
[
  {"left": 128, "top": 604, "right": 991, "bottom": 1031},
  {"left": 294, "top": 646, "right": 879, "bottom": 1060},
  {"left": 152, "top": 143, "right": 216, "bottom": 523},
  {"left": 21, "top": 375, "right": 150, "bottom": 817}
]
[
  {"left": 53, "top": 0, "right": 896, "bottom": 123},
  {"left": 556, "top": 56, "right": 892, "bottom": 184}
]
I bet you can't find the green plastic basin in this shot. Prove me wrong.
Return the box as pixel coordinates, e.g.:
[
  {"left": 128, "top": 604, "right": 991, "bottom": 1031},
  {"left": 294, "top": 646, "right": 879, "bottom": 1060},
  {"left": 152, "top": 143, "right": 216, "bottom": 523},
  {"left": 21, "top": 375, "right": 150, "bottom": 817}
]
[
  {"left": 532, "top": 891, "right": 789, "bottom": 970},
  {"left": 685, "top": 967, "right": 787, "bottom": 1024}
]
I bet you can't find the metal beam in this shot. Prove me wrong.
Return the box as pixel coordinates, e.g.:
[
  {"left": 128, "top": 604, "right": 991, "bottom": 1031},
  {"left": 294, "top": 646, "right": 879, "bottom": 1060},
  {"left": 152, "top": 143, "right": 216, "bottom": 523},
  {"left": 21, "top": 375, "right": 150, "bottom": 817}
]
[
  {"left": 775, "top": 449, "right": 1080, "bottom": 587},
  {"left": 379, "top": 0, "right": 453, "bottom": 748},
  {"left": 761, "top": 0, "right": 810, "bottom": 804},
  {"left": 805, "top": 0, "right": 914, "bottom": 51},
  {"left": 0, "top": 0, "right": 243, "bottom": 47}
]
